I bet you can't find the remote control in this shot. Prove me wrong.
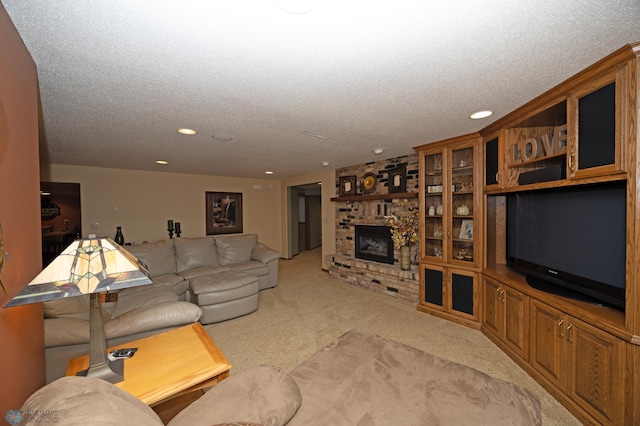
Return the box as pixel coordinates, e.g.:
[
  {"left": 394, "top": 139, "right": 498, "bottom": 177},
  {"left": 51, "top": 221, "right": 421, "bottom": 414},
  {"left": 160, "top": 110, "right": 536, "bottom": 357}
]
[{"left": 108, "top": 347, "right": 138, "bottom": 361}]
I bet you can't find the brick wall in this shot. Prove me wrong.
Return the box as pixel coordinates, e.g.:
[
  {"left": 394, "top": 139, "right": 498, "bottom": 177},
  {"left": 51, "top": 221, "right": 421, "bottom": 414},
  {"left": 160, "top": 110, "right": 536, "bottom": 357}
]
[{"left": 327, "top": 154, "right": 420, "bottom": 304}]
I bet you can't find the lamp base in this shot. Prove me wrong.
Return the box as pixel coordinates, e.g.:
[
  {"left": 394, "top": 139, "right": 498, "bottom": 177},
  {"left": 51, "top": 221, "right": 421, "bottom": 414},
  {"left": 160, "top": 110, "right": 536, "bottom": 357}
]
[{"left": 75, "top": 358, "right": 124, "bottom": 383}]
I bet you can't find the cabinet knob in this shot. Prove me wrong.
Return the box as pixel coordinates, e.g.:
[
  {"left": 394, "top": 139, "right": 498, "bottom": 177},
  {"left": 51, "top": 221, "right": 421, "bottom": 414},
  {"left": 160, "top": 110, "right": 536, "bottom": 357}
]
[
  {"left": 495, "top": 171, "right": 500, "bottom": 184},
  {"left": 557, "top": 319, "right": 564, "bottom": 338}
]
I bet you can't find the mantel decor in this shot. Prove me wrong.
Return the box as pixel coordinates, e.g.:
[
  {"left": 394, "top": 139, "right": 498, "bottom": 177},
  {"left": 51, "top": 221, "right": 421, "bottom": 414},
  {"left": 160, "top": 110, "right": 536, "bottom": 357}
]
[
  {"left": 206, "top": 192, "right": 243, "bottom": 235},
  {"left": 360, "top": 173, "right": 377, "bottom": 194},
  {"left": 339, "top": 175, "right": 357, "bottom": 197},
  {"left": 388, "top": 164, "right": 407, "bottom": 193}
]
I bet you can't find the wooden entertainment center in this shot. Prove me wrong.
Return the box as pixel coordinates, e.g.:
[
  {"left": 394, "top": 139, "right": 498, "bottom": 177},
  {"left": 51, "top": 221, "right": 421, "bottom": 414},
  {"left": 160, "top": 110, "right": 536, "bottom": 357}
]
[{"left": 414, "top": 42, "right": 640, "bottom": 425}]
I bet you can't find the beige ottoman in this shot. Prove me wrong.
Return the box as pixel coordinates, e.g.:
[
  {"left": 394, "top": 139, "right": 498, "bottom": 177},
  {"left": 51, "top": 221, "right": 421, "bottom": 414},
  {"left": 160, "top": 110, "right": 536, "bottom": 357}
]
[{"left": 189, "top": 271, "right": 259, "bottom": 324}]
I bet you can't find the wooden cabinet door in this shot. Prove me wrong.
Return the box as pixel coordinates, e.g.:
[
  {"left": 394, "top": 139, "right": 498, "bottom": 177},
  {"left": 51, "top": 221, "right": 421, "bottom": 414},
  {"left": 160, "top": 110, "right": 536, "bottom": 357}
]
[
  {"left": 449, "top": 140, "right": 478, "bottom": 268},
  {"left": 420, "top": 263, "right": 446, "bottom": 311},
  {"left": 482, "top": 131, "right": 506, "bottom": 190},
  {"left": 567, "top": 65, "right": 630, "bottom": 179},
  {"left": 420, "top": 149, "right": 446, "bottom": 262},
  {"left": 503, "top": 286, "right": 529, "bottom": 360},
  {"left": 482, "top": 277, "right": 528, "bottom": 360},
  {"left": 449, "top": 268, "right": 477, "bottom": 320},
  {"left": 566, "top": 317, "right": 626, "bottom": 426},
  {"left": 482, "top": 277, "right": 502, "bottom": 336},
  {"left": 530, "top": 300, "right": 566, "bottom": 389}
]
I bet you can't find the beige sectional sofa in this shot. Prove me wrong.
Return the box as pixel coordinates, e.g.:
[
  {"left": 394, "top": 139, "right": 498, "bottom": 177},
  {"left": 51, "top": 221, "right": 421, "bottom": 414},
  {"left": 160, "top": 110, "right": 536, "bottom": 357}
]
[
  {"left": 44, "top": 234, "right": 281, "bottom": 384},
  {"left": 126, "top": 234, "right": 281, "bottom": 297}
]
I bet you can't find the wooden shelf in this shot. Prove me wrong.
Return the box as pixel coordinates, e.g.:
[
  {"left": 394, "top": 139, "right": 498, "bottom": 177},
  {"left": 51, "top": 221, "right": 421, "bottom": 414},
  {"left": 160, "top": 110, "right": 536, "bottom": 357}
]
[{"left": 330, "top": 192, "right": 417, "bottom": 202}]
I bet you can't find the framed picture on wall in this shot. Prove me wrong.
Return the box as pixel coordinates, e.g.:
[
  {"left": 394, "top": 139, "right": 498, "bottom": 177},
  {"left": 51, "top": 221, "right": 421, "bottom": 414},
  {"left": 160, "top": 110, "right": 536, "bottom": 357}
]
[
  {"left": 206, "top": 192, "right": 243, "bottom": 235},
  {"left": 388, "top": 164, "right": 407, "bottom": 193},
  {"left": 339, "top": 175, "right": 357, "bottom": 197}
]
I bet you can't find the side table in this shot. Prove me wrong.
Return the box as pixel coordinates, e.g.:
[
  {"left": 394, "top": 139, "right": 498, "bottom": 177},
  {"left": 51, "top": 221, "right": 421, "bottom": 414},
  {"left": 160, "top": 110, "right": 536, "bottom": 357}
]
[{"left": 66, "top": 322, "right": 231, "bottom": 421}]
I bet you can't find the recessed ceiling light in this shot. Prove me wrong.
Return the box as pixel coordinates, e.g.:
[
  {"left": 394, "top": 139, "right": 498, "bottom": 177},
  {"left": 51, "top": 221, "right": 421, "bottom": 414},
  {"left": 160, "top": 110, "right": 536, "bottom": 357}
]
[
  {"left": 302, "top": 130, "right": 329, "bottom": 140},
  {"left": 212, "top": 134, "right": 234, "bottom": 141},
  {"left": 265, "top": 171, "right": 274, "bottom": 175},
  {"left": 156, "top": 160, "right": 169, "bottom": 165},
  {"left": 177, "top": 128, "right": 196, "bottom": 135},
  {"left": 469, "top": 110, "right": 493, "bottom": 119},
  {"left": 373, "top": 148, "right": 384, "bottom": 155},
  {"left": 321, "top": 161, "right": 330, "bottom": 167}
]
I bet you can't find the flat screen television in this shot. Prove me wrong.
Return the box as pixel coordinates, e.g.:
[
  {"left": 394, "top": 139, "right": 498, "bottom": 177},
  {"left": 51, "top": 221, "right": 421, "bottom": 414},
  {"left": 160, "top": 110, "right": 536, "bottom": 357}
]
[{"left": 506, "top": 182, "right": 626, "bottom": 310}]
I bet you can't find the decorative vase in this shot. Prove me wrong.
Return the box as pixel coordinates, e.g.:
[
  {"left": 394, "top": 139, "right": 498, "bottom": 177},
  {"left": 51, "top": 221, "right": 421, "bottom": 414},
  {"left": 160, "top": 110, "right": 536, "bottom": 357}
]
[
  {"left": 114, "top": 226, "right": 125, "bottom": 245},
  {"left": 400, "top": 245, "right": 411, "bottom": 270}
]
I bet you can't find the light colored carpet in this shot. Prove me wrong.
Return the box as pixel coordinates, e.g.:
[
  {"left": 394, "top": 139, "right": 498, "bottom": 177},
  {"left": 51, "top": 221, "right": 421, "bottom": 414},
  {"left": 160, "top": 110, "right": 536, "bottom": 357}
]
[{"left": 205, "top": 248, "right": 580, "bottom": 425}]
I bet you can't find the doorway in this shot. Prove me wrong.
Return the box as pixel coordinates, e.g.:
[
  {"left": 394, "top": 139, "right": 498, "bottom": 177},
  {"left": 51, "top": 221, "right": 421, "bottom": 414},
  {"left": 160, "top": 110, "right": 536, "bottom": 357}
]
[
  {"left": 40, "top": 182, "right": 81, "bottom": 266},
  {"left": 288, "top": 183, "right": 322, "bottom": 258}
]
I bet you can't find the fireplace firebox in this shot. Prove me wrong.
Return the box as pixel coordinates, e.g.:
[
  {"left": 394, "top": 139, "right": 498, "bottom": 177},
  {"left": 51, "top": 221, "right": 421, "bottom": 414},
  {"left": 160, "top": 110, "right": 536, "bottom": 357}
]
[{"left": 355, "top": 225, "right": 394, "bottom": 265}]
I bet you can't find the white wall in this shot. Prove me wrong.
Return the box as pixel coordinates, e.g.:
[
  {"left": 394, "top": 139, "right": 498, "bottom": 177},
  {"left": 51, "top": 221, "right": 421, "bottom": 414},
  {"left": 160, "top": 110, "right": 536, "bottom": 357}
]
[
  {"left": 41, "top": 164, "right": 337, "bottom": 269},
  {"left": 41, "top": 164, "right": 283, "bottom": 253}
]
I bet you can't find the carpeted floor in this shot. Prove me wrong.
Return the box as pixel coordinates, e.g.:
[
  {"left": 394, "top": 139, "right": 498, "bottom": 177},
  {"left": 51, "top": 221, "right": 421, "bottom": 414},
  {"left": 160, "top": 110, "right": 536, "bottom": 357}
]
[{"left": 205, "top": 248, "right": 580, "bottom": 425}]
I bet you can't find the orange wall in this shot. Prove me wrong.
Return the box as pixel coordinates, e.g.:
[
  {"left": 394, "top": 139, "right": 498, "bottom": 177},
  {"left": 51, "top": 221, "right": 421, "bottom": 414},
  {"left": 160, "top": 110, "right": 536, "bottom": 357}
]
[{"left": 0, "top": 3, "right": 46, "bottom": 412}]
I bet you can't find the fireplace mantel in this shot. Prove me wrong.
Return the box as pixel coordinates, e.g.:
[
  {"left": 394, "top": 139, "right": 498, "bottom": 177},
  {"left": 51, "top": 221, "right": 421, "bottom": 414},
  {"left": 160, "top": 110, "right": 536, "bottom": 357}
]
[{"left": 330, "top": 192, "right": 417, "bottom": 202}]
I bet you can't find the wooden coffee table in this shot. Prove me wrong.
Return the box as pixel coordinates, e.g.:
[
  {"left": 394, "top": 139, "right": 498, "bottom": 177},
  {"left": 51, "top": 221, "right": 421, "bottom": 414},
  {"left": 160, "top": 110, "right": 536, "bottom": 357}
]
[{"left": 66, "top": 323, "right": 231, "bottom": 411}]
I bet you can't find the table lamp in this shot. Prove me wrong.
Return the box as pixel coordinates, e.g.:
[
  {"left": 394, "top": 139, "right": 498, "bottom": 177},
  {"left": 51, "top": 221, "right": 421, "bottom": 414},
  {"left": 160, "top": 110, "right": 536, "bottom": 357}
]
[{"left": 3, "top": 237, "right": 152, "bottom": 383}]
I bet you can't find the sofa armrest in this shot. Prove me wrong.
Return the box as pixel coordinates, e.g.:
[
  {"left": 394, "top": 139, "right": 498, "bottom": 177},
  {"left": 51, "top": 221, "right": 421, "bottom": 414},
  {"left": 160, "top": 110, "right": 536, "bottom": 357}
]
[
  {"left": 21, "top": 377, "right": 162, "bottom": 425},
  {"left": 251, "top": 242, "right": 281, "bottom": 264},
  {"left": 168, "top": 365, "right": 301, "bottom": 426},
  {"left": 105, "top": 302, "right": 202, "bottom": 339}
]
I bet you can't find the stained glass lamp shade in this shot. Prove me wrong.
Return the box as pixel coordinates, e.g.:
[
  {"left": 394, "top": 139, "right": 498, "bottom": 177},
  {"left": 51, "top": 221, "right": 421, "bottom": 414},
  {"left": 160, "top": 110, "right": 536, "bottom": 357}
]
[{"left": 4, "top": 238, "right": 152, "bottom": 383}]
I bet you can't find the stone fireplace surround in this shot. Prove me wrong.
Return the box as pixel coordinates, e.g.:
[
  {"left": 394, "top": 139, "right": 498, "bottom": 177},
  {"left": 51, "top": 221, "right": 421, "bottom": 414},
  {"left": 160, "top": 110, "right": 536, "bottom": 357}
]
[{"left": 327, "top": 154, "right": 420, "bottom": 305}]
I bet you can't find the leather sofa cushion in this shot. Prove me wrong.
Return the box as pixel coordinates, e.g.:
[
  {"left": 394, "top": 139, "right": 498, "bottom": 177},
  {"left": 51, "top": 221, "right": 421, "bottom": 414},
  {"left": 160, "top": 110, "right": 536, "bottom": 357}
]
[
  {"left": 126, "top": 240, "right": 176, "bottom": 277},
  {"left": 179, "top": 265, "right": 231, "bottom": 280},
  {"left": 251, "top": 242, "right": 281, "bottom": 263},
  {"left": 215, "top": 234, "right": 258, "bottom": 265},
  {"left": 149, "top": 273, "right": 189, "bottom": 296},
  {"left": 21, "top": 377, "right": 163, "bottom": 425},
  {"left": 44, "top": 295, "right": 90, "bottom": 319},
  {"left": 105, "top": 301, "right": 202, "bottom": 338},
  {"left": 110, "top": 285, "right": 178, "bottom": 318},
  {"left": 229, "top": 261, "right": 269, "bottom": 277},
  {"left": 168, "top": 365, "right": 301, "bottom": 426},
  {"left": 45, "top": 317, "right": 90, "bottom": 347},
  {"left": 175, "top": 237, "right": 220, "bottom": 273}
]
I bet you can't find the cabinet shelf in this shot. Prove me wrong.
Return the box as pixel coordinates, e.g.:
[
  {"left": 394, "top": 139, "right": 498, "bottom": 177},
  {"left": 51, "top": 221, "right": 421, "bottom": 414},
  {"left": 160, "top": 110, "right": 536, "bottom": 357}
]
[{"left": 330, "top": 192, "right": 417, "bottom": 202}]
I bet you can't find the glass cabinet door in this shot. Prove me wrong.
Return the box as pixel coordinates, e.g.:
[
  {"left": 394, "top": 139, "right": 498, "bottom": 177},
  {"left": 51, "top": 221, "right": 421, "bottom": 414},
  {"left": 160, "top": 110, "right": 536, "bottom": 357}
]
[
  {"left": 423, "top": 152, "right": 444, "bottom": 260},
  {"left": 450, "top": 146, "right": 474, "bottom": 265}
]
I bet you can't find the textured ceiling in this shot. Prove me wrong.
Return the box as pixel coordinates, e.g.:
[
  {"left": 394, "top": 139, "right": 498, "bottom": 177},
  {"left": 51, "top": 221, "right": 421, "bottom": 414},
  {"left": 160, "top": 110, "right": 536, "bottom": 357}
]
[{"left": 3, "top": 0, "right": 640, "bottom": 179}]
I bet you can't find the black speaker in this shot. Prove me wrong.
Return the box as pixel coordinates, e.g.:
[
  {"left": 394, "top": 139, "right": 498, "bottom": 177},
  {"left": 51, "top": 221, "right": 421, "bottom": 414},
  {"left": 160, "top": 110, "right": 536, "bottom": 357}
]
[{"left": 518, "top": 164, "right": 566, "bottom": 185}]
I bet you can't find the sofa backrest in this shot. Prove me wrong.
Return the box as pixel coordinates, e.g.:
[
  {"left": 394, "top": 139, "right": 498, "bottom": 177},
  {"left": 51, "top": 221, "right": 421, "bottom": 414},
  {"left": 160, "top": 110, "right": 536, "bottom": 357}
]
[
  {"left": 214, "top": 234, "right": 258, "bottom": 265},
  {"left": 174, "top": 236, "right": 220, "bottom": 273},
  {"left": 126, "top": 240, "right": 177, "bottom": 278}
]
